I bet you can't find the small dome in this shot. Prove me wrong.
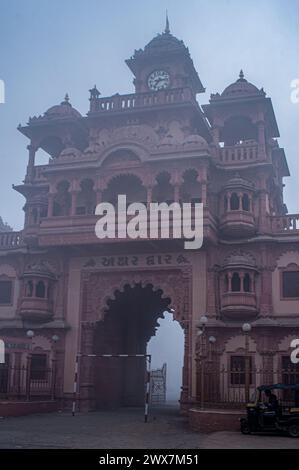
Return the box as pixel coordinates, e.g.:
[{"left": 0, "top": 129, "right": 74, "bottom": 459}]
[
  {"left": 24, "top": 261, "right": 56, "bottom": 279},
  {"left": 183, "top": 134, "right": 209, "bottom": 149},
  {"left": 157, "top": 134, "right": 177, "bottom": 148},
  {"left": 44, "top": 94, "right": 81, "bottom": 120},
  {"left": 224, "top": 174, "right": 254, "bottom": 190},
  {"left": 144, "top": 31, "right": 187, "bottom": 55},
  {"left": 223, "top": 251, "right": 256, "bottom": 269},
  {"left": 221, "top": 71, "right": 263, "bottom": 99},
  {"left": 59, "top": 147, "right": 82, "bottom": 159}
]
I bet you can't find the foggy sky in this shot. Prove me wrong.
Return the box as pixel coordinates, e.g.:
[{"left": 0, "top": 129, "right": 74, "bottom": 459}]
[{"left": 0, "top": 0, "right": 299, "bottom": 229}]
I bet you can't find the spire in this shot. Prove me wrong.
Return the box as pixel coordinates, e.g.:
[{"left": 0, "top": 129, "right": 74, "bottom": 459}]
[
  {"left": 61, "top": 93, "right": 71, "bottom": 105},
  {"left": 165, "top": 10, "right": 170, "bottom": 34},
  {"left": 239, "top": 69, "right": 245, "bottom": 80}
]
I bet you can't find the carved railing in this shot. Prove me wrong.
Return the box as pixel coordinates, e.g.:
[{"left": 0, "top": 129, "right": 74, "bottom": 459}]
[
  {"left": 271, "top": 214, "right": 299, "bottom": 233},
  {"left": 0, "top": 231, "right": 23, "bottom": 250},
  {"left": 89, "top": 87, "right": 195, "bottom": 114},
  {"left": 218, "top": 143, "right": 259, "bottom": 164}
]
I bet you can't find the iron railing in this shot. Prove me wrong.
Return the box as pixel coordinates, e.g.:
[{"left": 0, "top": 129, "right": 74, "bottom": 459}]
[{"left": 0, "top": 364, "right": 56, "bottom": 401}]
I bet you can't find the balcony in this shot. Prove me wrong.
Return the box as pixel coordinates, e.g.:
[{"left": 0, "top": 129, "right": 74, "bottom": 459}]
[
  {"left": 19, "top": 297, "right": 54, "bottom": 322},
  {"left": 221, "top": 292, "right": 258, "bottom": 320},
  {"left": 89, "top": 87, "right": 196, "bottom": 115},
  {"left": 220, "top": 210, "right": 256, "bottom": 238},
  {"left": 271, "top": 214, "right": 299, "bottom": 234},
  {"left": 216, "top": 143, "right": 263, "bottom": 166},
  {"left": 34, "top": 207, "right": 217, "bottom": 247}
]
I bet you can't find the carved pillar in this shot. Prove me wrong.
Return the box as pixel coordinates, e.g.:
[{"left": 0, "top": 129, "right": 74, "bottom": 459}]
[
  {"left": 47, "top": 193, "right": 55, "bottom": 218},
  {"left": 239, "top": 272, "right": 245, "bottom": 292},
  {"left": 25, "top": 144, "right": 37, "bottom": 182},
  {"left": 257, "top": 121, "right": 266, "bottom": 159},
  {"left": 96, "top": 189, "right": 102, "bottom": 205},
  {"left": 174, "top": 184, "right": 180, "bottom": 203},
  {"left": 70, "top": 191, "right": 78, "bottom": 216},
  {"left": 146, "top": 186, "right": 153, "bottom": 208}
]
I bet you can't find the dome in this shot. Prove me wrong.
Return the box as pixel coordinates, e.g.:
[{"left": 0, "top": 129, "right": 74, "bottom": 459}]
[
  {"left": 224, "top": 174, "right": 254, "bottom": 190},
  {"left": 221, "top": 71, "right": 264, "bottom": 99},
  {"left": 24, "top": 261, "right": 56, "bottom": 279},
  {"left": 144, "top": 31, "right": 187, "bottom": 55},
  {"left": 182, "top": 134, "right": 209, "bottom": 149},
  {"left": 223, "top": 251, "right": 256, "bottom": 269},
  {"left": 44, "top": 94, "right": 81, "bottom": 120}
]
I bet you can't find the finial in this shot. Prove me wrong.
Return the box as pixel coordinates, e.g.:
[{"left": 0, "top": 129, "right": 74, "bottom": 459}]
[
  {"left": 165, "top": 10, "right": 170, "bottom": 34},
  {"left": 61, "top": 93, "right": 71, "bottom": 105},
  {"left": 239, "top": 69, "right": 244, "bottom": 80}
]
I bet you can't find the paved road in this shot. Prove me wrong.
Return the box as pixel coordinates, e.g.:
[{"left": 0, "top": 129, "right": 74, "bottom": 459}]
[{"left": 0, "top": 405, "right": 298, "bottom": 449}]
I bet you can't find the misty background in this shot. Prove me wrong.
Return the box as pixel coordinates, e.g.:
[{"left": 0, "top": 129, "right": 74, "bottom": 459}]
[{"left": 0, "top": 0, "right": 298, "bottom": 401}]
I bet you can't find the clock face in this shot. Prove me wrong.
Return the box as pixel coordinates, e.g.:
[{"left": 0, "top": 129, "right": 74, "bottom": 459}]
[{"left": 147, "top": 70, "right": 170, "bottom": 91}]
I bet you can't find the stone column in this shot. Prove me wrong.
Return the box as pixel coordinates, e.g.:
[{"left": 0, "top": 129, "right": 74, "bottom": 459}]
[
  {"left": 47, "top": 193, "right": 55, "bottom": 218},
  {"left": 257, "top": 121, "right": 266, "bottom": 159},
  {"left": 25, "top": 144, "right": 37, "bottom": 182},
  {"left": 79, "top": 322, "right": 96, "bottom": 411},
  {"left": 70, "top": 191, "right": 78, "bottom": 216},
  {"left": 174, "top": 184, "right": 180, "bottom": 203},
  {"left": 146, "top": 186, "right": 153, "bottom": 208}
]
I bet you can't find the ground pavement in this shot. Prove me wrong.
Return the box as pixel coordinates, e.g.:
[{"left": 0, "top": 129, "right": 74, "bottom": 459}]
[{"left": 0, "top": 405, "right": 298, "bottom": 449}]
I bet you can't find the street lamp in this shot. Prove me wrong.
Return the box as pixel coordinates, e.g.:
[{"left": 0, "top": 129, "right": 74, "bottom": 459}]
[
  {"left": 25, "top": 330, "right": 34, "bottom": 401},
  {"left": 51, "top": 335, "right": 60, "bottom": 401},
  {"left": 242, "top": 323, "right": 252, "bottom": 403}
]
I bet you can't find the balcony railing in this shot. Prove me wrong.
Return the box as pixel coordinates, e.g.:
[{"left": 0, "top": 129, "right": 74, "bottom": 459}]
[
  {"left": 0, "top": 231, "right": 23, "bottom": 250},
  {"left": 271, "top": 214, "right": 299, "bottom": 233},
  {"left": 218, "top": 143, "right": 259, "bottom": 164},
  {"left": 89, "top": 88, "right": 196, "bottom": 114}
]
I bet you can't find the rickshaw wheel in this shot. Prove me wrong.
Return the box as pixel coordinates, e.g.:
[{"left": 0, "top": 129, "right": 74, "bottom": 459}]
[
  {"left": 241, "top": 421, "right": 251, "bottom": 435},
  {"left": 288, "top": 424, "right": 299, "bottom": 438}
]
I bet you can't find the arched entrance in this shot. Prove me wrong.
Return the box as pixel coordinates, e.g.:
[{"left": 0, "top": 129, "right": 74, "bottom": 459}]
[
  {"left": 94, "top": 283, "right": 171, "bottom": 408},
  {"left": 78, "top": 268, "right": 192, "bottom": 412}
]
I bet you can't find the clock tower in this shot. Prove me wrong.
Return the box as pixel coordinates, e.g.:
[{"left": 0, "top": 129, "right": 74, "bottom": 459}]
[{"left": 126, "top": 16, "right": 205, "bottom": 95}]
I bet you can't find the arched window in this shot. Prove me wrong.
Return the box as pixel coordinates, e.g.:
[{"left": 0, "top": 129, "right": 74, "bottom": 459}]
[
  {"left": 242, "top": 194, "right": 250, "bottom": 212},
  {"left": 36, "top": 281, "right": 46, "bottom": 299},
  {"left": 231, "top": 272, "right": 241, "bottom": 292},
  {"left": 181, "top": 169, "right": 201, "bottom": 203},
  {"left": 230, "top": 193, "right": 240, "bottom": 210},
  {"left": 76, "top": 179, "right": 96, "bottom": 215},
  {"left": 243, "top": 273, "right": 251, "bottom": 292},
  {"left": 53, "top": 181, "right": 71, "bottom": 216},
  {"left": 103, "top": 174, "right": 147, "bottom": 207},
  {"left": 153, "top": 172, "right": 174, "bottom": 204}
]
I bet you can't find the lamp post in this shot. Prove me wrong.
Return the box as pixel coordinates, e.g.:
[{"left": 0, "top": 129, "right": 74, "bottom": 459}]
[
  {"left": 51, "top": 335, "right": 59, "bottom": 401},
  {"left": 25, "top": 330, "right": 35, "bottom": 401},
  {"left": 197, "top": 315, "right": 208, "bottom": 409},
  {"left": 242, "top": 323, "right": 252, "bottom": 403},
  {"left": 208, "top": 336, "right": 216, "bottom": 403}
]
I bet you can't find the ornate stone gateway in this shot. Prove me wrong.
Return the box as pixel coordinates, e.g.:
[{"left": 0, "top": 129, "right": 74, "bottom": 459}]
[{"left": 78, "top": 265, "right": 192, "bottom": 411}]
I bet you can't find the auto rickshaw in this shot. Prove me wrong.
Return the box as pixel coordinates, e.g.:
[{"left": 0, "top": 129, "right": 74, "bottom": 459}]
[{"left": 240, "top": 383, "right": 299, "bottom": 438}]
